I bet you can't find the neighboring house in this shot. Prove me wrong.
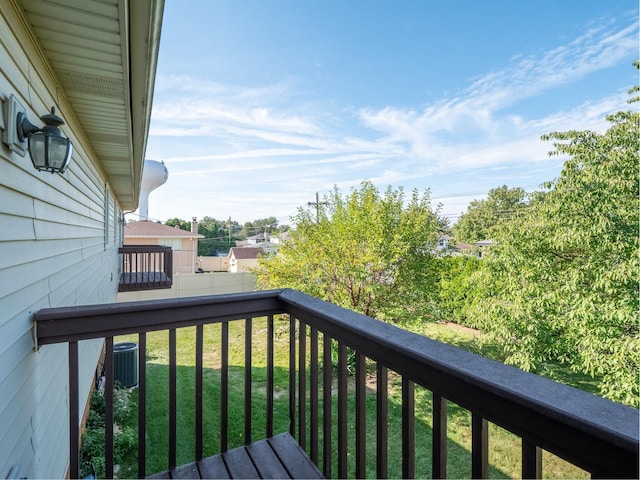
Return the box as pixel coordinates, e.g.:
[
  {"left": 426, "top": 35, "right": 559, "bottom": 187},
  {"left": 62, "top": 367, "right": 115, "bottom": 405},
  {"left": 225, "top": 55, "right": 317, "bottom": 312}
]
[
  {"left": 271, "top": 231, "right": 292, "bottom": 244},
  {"left": 473, "top": 239, "right": 494, "bottom": 258},
  {"left": 246, "top": 232, "right": 268, "bottom": 244},
  {"left": 436, "top": 234, "right": 452, "bottom": 251},
  {"left": 228, "top": 247, "right": 264, "bottom": 272},
  {"left": 235, "top": 233, "right": 279, "bottom": 255},
  {"left": 454, "top": 241, "right": 475, "bottom": 255},
  {"left": 124, "top": 218, "right": 204, "bottom": 274},
  {"left": 436, "top": 235, "right": 491, "bottom": 257},
  {"left": 0, "top": 1, "right": 163, "bottom": 478}
]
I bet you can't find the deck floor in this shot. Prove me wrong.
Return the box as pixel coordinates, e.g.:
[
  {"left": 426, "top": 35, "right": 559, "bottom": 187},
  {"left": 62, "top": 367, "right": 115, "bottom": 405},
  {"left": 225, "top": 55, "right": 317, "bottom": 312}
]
[{"left": 147, "top": 433, "right": 325, "bottom": 479}]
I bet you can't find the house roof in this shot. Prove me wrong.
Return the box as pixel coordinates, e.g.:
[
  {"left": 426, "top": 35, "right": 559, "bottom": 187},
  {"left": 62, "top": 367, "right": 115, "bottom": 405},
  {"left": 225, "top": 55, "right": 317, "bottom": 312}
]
[
  {"left": 125, "top": 221, "right": 204, "bottom": 238},
  {"left": 16, "top": 0, "right": 164, "bottom": 210},
  {"left": 229, "top": 247, "right": 263, "bottom": 260},
  {"left": 455, "top": 242, "right": 474, "bottom": 251}
]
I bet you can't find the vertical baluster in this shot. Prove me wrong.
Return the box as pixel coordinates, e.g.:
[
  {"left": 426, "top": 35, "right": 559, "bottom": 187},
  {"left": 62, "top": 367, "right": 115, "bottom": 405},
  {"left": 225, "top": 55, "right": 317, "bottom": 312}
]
[
  {"left": 355, "top": 353, "right": 366, "bottom": 479},
  {"left": 169, "top": 329, "right": 177, "bottom": 470},
  {"left": 471, "top": 413, "right": 488, "bottom": 479},
  {"left": 105, "top": 337, "right": 114, "bottom": 478},
  {"left": 196, "top": 325, "right": 203, "bottom": 460},
  {"left": 298, "top": 320, "right": 307, "bottom": 450},
  {"left": 376, "top": 364, "right": 388, "bottom": 479},
  {"left": 310, "top": 327, "right": 319, "bottom": 464},
  {"left": 337, "top": 343, "right": 348, "bottom": 479},
  {"left": 432, "top": 393, "right": 447, "bottom": 479},
  {"left": 522, "top": 438, "right": 542, "bottom": 479},
  {"left": 221, "top": 321, "right": 229, "bottom": 452},
  {"left": 289, "top": 316, "right": 296, "bottom": 437},
  {"left": 138, "top": 333, "right": 147, "bottom": 478},
  {"left": 322, "top": 335, "right": 332, "bottom": 478},
  {"left": 244, "top": 318, "right": 252, "bottom": 445},
  {"left": 402, "top": 377, "right": 415, "bottom": 479},
  {"left": 267, "top": 315, "right": 274, "bottom": 438},
  {"left": 69, "top": 341, "right": 79, "bottom": 479},
  {"left": 104, "top": 337, "right": 114, "bottom": 478}
]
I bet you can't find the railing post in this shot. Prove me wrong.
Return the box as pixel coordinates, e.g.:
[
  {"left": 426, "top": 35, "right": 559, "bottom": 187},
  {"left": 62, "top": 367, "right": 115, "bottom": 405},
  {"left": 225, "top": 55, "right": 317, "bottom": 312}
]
[
  {"left": 376, "top": 364, "right": 388, "bottom": 479},
  {"left": 68, "top": 341, "right": 79, "bottom": 479},
  {"left": 310, "top": 327, "right": 319, "bottom": 464},
  {"left": 138, "top": 333, "right": 147, "bottom": 478},
  {"left": 244, "top": 318, "right": 252, "bottom": 445},
  {"left": 169, "top": 329, "right": 177, "bottom": 470},
  {"left": 355, "top": 352, "right": 366, "bottom": 479},
  {"left": 298, "top": 320, "right": 307, "bottom": 450},
  {"left": 432, "top": 393, "right": 448, "bottom": 479},
  {"left": 196, "top": 325, "right": 204, "bottom": 460},
  {"left": 522, "top": 439, "right": 542, "bottom": 479},
  {"left": 402, "top": 377, "right": 415, "bottom": 479},
  {"left": 289, "top": 316, "right": 296, "bottom": 437},
  {"left": 337, "top": 343, "right": 348, "bottom": 479},
  {"left": 322, "top": 334, "right": 333, "bottom": 478},
  {"left": 471, "top": 413, "right": 488, "bottom": 479},
  {"left": 267, "top": 315, "right": 274, "bottom": 438},
  {"left": 221, "top": 322, "right": 229, "bottom": 452},
  {"left": 105, "top": 338, "right": 114, "bottom": 478}
]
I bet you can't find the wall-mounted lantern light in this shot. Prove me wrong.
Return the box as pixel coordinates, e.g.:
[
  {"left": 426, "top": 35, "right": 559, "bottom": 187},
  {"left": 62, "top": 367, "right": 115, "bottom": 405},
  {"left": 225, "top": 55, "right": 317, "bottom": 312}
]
[
  {"left": 18, "top": 107, "right": 73, "bottom": 174},
  {"left": 1, "top": 94, "right": 73, "bottom": 174}
]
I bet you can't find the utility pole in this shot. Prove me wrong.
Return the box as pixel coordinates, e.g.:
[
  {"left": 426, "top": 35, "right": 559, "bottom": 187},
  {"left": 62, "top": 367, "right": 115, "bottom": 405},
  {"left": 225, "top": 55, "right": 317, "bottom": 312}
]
[
  {"left": 308, "top": 192, "right": 327, "bottom": 223},
  {"left": 226, "top": 216, "right": 233, "bottom": 247}
]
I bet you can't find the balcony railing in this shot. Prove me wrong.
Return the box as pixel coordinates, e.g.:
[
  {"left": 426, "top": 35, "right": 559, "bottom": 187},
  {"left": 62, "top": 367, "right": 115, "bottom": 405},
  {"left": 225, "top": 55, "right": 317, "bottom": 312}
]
[
  {"left": 34, "top": 290, "right": 638, "bottom": 479},
  {"left": 118, "top": 245, "right": 173, "bottom": 292}
]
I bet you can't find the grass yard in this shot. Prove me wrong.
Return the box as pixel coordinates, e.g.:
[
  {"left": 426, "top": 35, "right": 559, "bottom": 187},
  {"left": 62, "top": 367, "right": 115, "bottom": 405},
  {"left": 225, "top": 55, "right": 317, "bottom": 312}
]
[{"left": 114, "top": 317, "right": 593, "bottom": 479}]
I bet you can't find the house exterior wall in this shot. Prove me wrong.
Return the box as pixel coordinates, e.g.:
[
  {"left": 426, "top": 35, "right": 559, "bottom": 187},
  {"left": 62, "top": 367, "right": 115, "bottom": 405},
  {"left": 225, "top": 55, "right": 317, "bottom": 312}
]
[
  {"left": 0, "top": 4, "right": 120, "bottom": 478},
  {"left": 124, "top": 236, "right": 198, "bottom": 274},
  {"left": 229, "top": 257, "right": 259, "bottom": 273}
]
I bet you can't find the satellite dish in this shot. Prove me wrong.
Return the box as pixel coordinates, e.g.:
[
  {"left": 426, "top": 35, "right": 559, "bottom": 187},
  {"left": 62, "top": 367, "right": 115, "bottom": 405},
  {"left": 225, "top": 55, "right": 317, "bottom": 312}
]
[{"left": 139, "top": 159, "right": 168, "bottom": 220}]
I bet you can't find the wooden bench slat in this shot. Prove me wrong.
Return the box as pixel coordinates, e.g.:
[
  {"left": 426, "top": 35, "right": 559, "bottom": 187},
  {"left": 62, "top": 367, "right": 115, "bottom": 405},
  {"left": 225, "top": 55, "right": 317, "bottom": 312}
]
[
  {"left": 269, "top": 433, "right": 325, "bottom": 479},
  {"left": 147, "top": 433, "right": 323, "bottom": 479},
  {"left": 197, "top": 455, "right": 229, "bottom": 479},
  {"left": 147, "top": 470, "right": 170, "bottom": 479},
  {"left": 171, "top": 462, "right": 200, "bottom": 479},
  {"left": 246, "top": 438, "right": 292, "bottom": 479},
  {"left": 222, "top": 445, "right": 261, "bottom": 478}
]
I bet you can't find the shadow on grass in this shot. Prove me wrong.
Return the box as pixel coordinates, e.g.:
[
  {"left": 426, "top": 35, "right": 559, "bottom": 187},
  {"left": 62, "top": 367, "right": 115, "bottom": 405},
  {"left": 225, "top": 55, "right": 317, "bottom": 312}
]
[{"left": 131, "top": 363, "right": 511, "bottom": 479}]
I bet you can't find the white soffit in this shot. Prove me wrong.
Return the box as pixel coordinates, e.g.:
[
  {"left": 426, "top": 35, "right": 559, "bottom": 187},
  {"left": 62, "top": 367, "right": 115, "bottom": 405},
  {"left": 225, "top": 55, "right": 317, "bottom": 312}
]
[{"left": 19, "top": 0, "right": 163, "bottom": 210}]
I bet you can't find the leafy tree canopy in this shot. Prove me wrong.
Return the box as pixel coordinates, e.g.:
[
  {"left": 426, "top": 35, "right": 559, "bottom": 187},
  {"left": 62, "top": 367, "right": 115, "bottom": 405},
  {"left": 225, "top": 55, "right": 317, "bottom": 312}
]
[
  {"left": 254, "top": 182, "right": 443, "bottom": 323},
  {"left": 469, "top": 85, "right": 639, "bottom": 406},
  {"left": 454, "top": 185, "right": 528, "bottom": 243}
]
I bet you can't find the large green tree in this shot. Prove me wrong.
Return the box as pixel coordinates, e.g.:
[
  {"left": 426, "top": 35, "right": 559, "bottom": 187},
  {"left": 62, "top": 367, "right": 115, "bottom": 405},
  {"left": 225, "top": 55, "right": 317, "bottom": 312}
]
[
  {"left": 470, "top": 88, "right": 639, "bottom": 406},
  {"left": 454, "top": 185, "right": 528, "bottom": 243},
  {"left": 254, "top": 182, "right": 442, "bottom": 323}
]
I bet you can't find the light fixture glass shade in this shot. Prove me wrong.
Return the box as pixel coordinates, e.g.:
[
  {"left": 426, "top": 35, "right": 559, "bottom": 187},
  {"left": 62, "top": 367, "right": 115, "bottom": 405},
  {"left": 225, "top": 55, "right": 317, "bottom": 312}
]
[{"left": 28, "top": 131, "right": 73, "bottom": 173}]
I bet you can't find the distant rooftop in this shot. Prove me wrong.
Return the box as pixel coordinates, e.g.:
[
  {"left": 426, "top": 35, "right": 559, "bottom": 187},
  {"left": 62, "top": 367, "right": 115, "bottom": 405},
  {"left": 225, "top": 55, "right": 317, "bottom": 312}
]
[
  {"left": 125, "top": 221, "right": 204, "bottom": 238},
  {"left": 229, "top": 247, "right": 263, "bottom": 260}
]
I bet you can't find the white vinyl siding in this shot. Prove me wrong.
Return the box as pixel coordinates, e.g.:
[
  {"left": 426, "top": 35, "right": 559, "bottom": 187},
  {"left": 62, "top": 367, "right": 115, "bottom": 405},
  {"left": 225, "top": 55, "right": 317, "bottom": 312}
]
[{"left": 0, "top": 6, "right": 121, "bottom": 478}]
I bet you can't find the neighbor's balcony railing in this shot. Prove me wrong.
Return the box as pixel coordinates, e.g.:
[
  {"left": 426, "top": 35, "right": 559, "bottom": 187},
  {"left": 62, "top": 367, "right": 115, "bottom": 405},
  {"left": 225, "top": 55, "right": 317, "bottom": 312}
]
[
  {"left": 34, "top": 290, "right": 639, "bottom": 479},
  {"left": 118, "top": 245, "right": 173, "bottom": 292}
]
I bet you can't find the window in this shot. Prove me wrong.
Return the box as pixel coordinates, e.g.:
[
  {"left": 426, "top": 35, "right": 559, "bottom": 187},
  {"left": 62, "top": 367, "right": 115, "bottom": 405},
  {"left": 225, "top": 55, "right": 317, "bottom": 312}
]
[{"left": 159, "top": 238, "right": 182, "bottom": 251}]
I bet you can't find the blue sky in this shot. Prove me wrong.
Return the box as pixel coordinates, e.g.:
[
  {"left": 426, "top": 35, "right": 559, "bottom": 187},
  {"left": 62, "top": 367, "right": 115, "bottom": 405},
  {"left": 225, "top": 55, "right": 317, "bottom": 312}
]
[{"left": 141, "top": 0, "right": 638, "bottom": 226}]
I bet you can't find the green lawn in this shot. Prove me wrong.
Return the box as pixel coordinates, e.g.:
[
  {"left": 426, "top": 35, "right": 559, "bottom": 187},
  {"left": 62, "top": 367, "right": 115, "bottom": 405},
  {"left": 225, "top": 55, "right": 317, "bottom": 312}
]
[{"left": 114, "top": 317, "right": 592, "bottom": 479}]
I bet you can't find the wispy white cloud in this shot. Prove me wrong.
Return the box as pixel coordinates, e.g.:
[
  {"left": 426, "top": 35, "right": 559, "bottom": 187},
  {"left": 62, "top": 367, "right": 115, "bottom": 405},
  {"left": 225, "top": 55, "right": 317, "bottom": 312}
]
[
  {"left": 358, "top": 18, "right": 637, "bottom": 160},
  {"left": 144, "top": 17, "right": 637, "bottom": 223}
]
